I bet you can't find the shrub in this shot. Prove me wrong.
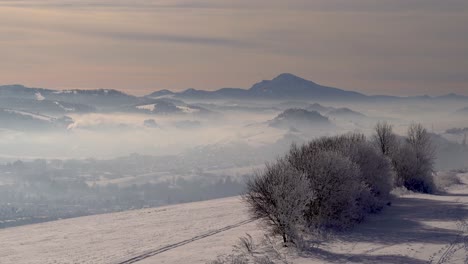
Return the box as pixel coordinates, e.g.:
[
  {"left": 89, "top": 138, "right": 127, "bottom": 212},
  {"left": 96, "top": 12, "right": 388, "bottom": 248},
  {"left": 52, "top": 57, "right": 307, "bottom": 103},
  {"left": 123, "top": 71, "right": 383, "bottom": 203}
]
[
  {"left": 290, "top": 134, "right": 394, "bottom": 211},
  {"left": 207, "top": 234, "right": 289, "bottom": 264},
  {"left": 209, "top": 254, "right": 249, "bottom": 264},
  {"left": 244, "top": 132, "right": 397, "bottom": 246},
  {"left": 235, "top": 234, "right": 255, "bottom": 254},
  {"left": 292, "top": 150, "right": 369, "bottom": 229},
  {"left": 243, "top": 159, "right": 312, "bottom": 244},
  {"left": 348, "top": 141, "right": 394, "bottom": 210}
]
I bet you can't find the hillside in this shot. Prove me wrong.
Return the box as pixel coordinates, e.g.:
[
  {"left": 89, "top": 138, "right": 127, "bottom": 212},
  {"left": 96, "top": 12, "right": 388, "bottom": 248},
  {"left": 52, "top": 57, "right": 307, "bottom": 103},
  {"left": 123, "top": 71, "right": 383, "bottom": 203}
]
[
  {"left": 0, "top": 108, "right": 73, "bottom": 130},
  {"left": 269, "top": 108, "right": 332, "bottom": 130},
  {"left": 0, "top": 173, "right": 467, "bottom": 264},
  {"left": 0, "top": 85, "right": 138, "bottom": 110}
]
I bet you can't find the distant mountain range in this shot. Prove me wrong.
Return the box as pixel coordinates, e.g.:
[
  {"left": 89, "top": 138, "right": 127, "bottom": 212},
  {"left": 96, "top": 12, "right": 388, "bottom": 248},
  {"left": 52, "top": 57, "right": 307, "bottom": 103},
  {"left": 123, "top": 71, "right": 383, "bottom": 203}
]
[
  {"left": 1, "top": 73, "right": 466, "bottom": 131},
  {"left": 1, "top": 73, "right": 468, "bottom": 113},
  {"left": 0, "top": 85, "right": 139, "bottom": 114},
  {"left": 0, "top": 85, "right": 138, "bottom": 106},
  {"left": 0, "top": 84, "right": 210, "bottom": 116},
  {"left": 146, "top": 73, "right": 468, "bottom": 102},
  {"left": 148, "top": 73, "right": 365, "bottom": 101},
  {"left": 0, "top": 73, "right": 468, "bottom": 106}
]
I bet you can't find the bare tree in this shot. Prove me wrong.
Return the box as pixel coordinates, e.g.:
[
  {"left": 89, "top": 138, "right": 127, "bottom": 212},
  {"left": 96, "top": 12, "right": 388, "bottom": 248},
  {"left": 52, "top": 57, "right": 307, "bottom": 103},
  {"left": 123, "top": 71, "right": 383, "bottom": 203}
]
[
  {"left": 391, "top": 123, "right": 435, "bottom": 193},
  {"left": 373, "top": 121, "right": 397, "bottom": 156},
  {"left": 407, "top": 124, "right": 432, "bottom": 152}
]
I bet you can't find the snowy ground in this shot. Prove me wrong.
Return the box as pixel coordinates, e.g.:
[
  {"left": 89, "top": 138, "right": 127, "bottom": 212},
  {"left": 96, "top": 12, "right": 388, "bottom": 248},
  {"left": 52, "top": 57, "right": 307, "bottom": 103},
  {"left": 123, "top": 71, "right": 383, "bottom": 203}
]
[
  {"left": 0, "top": 174, "right": 467, "bottom": 264},
  {"left": 292, "top": 173, "right": 468, "bottom": 264}
]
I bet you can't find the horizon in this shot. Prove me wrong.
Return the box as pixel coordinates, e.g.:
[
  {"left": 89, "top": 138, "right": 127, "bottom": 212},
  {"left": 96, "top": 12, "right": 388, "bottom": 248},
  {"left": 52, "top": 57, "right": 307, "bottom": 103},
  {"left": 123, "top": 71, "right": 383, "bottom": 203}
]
[
  {"left": 1, "top": 0, "right": 467, "bottom": 96},
  {"left": 1, "top": 72, "right": 467, "bottom": 97}
]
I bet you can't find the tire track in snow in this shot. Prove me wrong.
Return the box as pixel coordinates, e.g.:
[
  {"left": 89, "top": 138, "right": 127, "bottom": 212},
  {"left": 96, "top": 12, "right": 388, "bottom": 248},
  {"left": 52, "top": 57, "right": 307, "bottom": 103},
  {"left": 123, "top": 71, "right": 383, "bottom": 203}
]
[
  {"left": 434, "top": 199, "right": 468, "bottom": 264},
  {"left": 114, "top": 219, "right": 255, "bottom": 264},
  {"left": 434, "top": 224, "right": 467, "bottom": 264}
]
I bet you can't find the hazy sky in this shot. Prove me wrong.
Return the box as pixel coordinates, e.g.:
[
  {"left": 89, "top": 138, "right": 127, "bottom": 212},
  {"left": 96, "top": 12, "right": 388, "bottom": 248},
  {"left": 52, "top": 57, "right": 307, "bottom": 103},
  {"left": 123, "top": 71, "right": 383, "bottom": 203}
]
[{"left": 1, "top": 0, "right": 467, "bottom": 96}]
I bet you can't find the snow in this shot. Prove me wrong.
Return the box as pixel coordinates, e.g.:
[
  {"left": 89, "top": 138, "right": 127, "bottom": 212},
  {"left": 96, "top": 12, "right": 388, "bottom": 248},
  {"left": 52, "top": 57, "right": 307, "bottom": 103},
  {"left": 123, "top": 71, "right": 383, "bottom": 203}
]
[
  {"left": 54, "top": 101, "right": 75, "bottom": 112},
  {"left": 284, "top": 173, "right": 468, "bottom": 264},
  {"left": 135, "top": 104, "right": 199, "bottom": 114},
  {"left": 176, "top": 105, "right": 200, "bottom": 114},
  {"left": 147, "top": 94, "right": 175, "bottom": 99},
  {"left": 3, "top": 109, "right": 54, "bottom": 122},
  {"left": 0, "top": 197, "right": 252, "bottom": 264},
  {"left": 1, "top": 174, "right": 468, "bottom": 264},
  {"left": 52, "top": 90, "right": 76, "bottom": 94},
  {"left": 34, "top": 92, "right": 45, "bottom": 101},
  {"left": 136, "top": 104, "right": 156, "bottom": 112}
]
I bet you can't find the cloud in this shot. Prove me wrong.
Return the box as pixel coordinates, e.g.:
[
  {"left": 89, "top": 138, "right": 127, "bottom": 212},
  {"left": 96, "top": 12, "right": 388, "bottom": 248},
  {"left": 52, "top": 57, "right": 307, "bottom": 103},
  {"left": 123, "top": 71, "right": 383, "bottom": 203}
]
[
  {"left": 2, "top": 0, "right": 468, "bottom": 13},
  {"left": 0, "top": 0, "right": 467, "bottom": 96},
  {"left": 85, "top": 31, "right": 253, "bottom": 48}
]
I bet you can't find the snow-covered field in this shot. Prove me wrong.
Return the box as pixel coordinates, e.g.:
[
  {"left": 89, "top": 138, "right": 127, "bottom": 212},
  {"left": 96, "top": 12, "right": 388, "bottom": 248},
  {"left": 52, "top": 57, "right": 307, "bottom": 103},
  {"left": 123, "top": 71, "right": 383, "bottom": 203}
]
[{"left": 1, "top": 174, "right": 467, "bottom": 264}]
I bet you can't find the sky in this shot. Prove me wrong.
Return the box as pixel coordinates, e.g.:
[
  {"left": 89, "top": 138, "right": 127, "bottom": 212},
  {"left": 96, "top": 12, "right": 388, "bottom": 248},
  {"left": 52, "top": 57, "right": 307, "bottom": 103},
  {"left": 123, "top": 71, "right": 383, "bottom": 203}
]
[{"left": 0, "top": 0, "right": 467, "bottom": 96}]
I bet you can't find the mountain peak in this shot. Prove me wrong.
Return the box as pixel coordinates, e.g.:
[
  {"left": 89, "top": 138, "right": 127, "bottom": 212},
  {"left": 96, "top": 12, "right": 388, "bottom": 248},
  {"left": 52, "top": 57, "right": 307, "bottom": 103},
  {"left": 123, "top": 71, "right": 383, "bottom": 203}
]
[
  {"left": 147, "top": 89, "right": 174, "bottom": 98},
  {"left": 272, "top": 73, "right": 310, "bottom": 83},
  {"left": 249, "top": 73, "right": 312, "bottom": 92},
  {"left": 247, "top": 73, "right": 364, "bottom": 100}
]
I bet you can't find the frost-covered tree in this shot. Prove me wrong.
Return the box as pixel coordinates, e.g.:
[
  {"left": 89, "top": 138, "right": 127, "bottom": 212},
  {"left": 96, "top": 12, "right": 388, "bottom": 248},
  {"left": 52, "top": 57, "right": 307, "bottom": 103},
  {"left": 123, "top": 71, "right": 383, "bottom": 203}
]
[
  {"left": 243, "top": 159, "right": 312, "bottom": 244},
  {"left": 345, "top": 141, "right": 394, "bottom": 211},
  {"left": 244, "top": 132, "right": 397, "bottom": 245},
  {"left": 290, "top": 134, "right": 394, "bottom": 212},
  {"left": 295, "top": 151, "right": 368, "bottom": 229},
  {"left": 392, "top": 144, "right": 420, "bottom": 188}
]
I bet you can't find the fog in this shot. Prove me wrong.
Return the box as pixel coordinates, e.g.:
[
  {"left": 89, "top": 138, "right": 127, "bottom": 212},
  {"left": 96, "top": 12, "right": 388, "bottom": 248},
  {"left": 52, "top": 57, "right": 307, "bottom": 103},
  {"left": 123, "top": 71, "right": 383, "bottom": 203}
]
[
  {"left": 1, "top": 95, "right": 468, "bottom": 228},
  {"left": 5, "top": 100, "right": 467, "bottom": 160},
  {"left": 0, "top": 111, "right": 279, "bottom": 159}
]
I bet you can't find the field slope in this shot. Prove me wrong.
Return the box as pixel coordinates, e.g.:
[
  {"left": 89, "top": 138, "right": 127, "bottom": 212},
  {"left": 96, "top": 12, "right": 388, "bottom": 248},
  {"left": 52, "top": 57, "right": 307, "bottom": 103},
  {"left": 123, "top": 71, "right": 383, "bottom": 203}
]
[{"left": 0, "top": 174, "right": 467, "bottom": 264}]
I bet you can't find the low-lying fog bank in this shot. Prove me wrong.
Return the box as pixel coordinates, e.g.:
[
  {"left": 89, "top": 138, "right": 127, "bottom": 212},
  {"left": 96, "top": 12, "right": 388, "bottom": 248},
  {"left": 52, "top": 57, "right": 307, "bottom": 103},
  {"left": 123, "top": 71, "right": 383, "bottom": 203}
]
[{"left": 1, "top": 98, "right": 468, "bottom": 228}]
